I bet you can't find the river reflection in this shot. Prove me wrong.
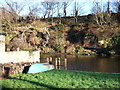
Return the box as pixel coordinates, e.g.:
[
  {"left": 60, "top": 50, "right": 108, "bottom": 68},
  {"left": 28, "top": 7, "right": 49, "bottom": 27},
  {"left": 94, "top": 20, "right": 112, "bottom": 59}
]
[{"left": 40, "top": 54, "right": 120, "bottom": 73}]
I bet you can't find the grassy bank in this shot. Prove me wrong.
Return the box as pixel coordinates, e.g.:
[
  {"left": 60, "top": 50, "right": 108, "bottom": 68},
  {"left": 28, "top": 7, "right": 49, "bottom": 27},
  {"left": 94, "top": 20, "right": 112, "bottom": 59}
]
[{"left": 1, "top": 70, "right": 120, "bottom": 88}]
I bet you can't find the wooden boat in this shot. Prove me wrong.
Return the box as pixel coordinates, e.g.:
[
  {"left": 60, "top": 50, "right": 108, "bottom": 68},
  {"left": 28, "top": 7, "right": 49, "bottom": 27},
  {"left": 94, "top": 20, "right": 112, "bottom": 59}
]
[{"left": 27, "top": 63, "right": 55, "bottom": 73}]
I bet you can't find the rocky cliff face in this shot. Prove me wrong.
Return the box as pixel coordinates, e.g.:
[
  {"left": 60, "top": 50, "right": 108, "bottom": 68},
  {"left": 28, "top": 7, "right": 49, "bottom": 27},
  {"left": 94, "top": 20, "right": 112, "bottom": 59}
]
[{"left": 2, "top": 17, "right": 120, "bottom": 54}]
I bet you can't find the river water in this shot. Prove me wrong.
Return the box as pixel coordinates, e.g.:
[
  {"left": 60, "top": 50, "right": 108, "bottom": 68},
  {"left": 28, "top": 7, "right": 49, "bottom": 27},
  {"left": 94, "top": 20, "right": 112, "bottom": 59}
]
[{"left": 40, "top": 54, "right": 120, "bottom": 73}]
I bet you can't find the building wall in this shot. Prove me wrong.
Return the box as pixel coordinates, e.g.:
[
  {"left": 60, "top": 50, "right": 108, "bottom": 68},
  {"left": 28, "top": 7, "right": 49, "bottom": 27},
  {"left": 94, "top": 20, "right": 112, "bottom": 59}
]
[
  {"left": 0, "top": 33, "right": 40, "bottom": 63},
  {"left": 0, "top": 33, "right": 5, "bottom": 52},
  {"left": 0, "top": 51, "right": 40, "bottom": 63},
  {"left": 0, "top": 33, "right": 6, "bottom": 63}
]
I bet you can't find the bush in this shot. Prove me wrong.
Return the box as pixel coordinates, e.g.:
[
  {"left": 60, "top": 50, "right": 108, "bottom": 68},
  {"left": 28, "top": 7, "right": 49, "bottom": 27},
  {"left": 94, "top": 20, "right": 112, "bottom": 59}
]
[
  {"left": 23, "top": 47, "right": 35, "bottom": 52},
  {"left": 36, "top": 32, "right": 43, "bottom": 38},
  {"left": 29, "top": 27, "right": 35, "bottom": 30},
  {"left": 75, "top": 46, "right": 84, "bottom": 53},
  {"left": 52, "top": 44, "right": 64, "bottom": 53},
  {"left": 111, "top": 36, "right": 120, "bottom": 49},
  {"left": 56, "top": 24, "right": 63, "bottom": 30},
  {"left": 73, "top": 26, "right": 79, "bottom": 31}
]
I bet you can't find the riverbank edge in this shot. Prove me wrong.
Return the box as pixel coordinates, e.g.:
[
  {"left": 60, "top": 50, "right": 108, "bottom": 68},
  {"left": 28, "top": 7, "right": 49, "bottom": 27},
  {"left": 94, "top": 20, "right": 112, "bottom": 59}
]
[
  {"left": 3, "top": 69, "right": 120, "bottom": 78},
  {"left": 40, "top": 52, "right": 119, "bottom": 57}
]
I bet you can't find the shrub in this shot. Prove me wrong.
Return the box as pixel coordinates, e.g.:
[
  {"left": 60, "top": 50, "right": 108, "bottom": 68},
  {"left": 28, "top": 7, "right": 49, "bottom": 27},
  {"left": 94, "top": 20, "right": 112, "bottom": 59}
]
[
  {"left": 111, "top": 36, "right": 120, "bottom": 49},
  {"left": 56, "top": 24, "right": 63, "bottom": 30},
  {"left": 23, "top": 47, "right": 35, "bottom": 52},
  {"left": 36, "top": 32, "right": 43, "bottom": 38},
  {"left": 29, "top": 27, "right": 35, "bottom": 30},
  {"left": 75, "top": 46, "right": 84, "bottom": 53},
  {"left": 73, "top": 26, "right": 79, "bottom": 31},
  {"left": 52, "top": 44, "right": 64, "bottom": 53}
]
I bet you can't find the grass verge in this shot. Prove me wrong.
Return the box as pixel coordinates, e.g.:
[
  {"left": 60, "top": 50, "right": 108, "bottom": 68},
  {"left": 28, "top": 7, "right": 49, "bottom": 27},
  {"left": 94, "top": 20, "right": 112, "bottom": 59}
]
[{"left": 0, "top": 70, "right": 120, "bottom": 88}]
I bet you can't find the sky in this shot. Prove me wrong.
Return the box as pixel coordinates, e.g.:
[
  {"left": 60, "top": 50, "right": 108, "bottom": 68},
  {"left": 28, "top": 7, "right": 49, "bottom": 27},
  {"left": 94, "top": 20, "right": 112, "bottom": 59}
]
[{"left": 0, "top": 0, "right": 116, "bottom": 17}]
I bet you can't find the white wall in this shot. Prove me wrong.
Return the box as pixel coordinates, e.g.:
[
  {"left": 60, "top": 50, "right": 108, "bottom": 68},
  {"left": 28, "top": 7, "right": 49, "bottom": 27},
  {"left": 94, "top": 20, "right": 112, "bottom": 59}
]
[
  {"left": 0, "top": 33, "right": 40, "bottom": 64},
  {"left": 0, "top": 51, "right": 40, "bottom": 63},
  {"left": 0, "top": 33, "right": 5, "bottom": 52}
]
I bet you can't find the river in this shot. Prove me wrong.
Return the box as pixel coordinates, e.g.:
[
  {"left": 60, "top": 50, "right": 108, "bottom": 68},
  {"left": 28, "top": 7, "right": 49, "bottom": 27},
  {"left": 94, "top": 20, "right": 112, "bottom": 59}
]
[{"left": 40, "top": 54, "right": 120, "bottom": 73}]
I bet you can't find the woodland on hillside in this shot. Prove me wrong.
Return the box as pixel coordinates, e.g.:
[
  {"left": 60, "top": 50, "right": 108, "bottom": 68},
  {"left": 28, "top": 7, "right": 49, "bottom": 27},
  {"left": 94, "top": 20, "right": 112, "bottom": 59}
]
[{"left": 0, "top": 0, "right": 120, "bottom": 55}]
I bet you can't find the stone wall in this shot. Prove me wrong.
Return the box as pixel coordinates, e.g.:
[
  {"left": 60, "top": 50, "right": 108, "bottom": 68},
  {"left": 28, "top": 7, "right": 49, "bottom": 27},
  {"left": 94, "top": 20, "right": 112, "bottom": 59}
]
[
  {"left": 0, "top": 62, "right": 39, "bottom": 79},
  {"left": 1, "top": 62, "right": 40, "bottom": 78}
]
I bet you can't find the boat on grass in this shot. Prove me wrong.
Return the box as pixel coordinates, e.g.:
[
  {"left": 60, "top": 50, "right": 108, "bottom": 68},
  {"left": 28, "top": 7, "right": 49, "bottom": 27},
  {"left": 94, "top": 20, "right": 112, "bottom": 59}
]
[{"left": 23, "top": 63, "right": 55, "bottom": 73}]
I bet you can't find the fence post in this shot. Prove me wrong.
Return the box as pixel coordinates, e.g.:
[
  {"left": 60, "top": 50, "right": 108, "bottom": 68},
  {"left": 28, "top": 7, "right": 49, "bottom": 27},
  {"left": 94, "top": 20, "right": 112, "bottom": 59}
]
[
  {"left": 47, "top": 58, "right": 49, "bottom": 63},
  {"left": 64, "top": 58, "right": 67, "bottom": 70},
  {"left": 55, "top": 58, "right": 58, "bottom": 69},
  {"left": 58, "top": 58, "right": 61, "bottom": 70}
]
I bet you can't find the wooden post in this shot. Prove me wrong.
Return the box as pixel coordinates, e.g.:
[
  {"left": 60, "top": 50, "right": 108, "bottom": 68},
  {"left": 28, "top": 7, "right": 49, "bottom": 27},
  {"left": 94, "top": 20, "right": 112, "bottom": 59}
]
[
  {"left": 2, "top": 66, "right": 5, "bottom": 76},
  {"left": 16, "top": 47, "right": 20, "bottom": 51},
  {"left": 58, "top": 58, "right": 61, "bottom": 70},
  {"left": 55, "top": 58, "right": 58, "bottom": 69},
  {"left": 50, "top": 57, "right": 52, "bottom": 62},
  {"left": 64, "top": 58, "right": 67, "bottom": 70},
  {"left": 49, "top": 57, "right": 52, "bottom": 64},
  {"left": 47, "top": 58, "right": 49, "bottom": 63}
]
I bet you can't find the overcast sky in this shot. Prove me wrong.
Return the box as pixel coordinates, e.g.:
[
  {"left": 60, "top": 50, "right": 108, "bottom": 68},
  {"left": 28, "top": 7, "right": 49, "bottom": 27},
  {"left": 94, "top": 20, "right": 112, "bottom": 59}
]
[{"left": 0, "top": 0, "right": 116, "bottom": 16}]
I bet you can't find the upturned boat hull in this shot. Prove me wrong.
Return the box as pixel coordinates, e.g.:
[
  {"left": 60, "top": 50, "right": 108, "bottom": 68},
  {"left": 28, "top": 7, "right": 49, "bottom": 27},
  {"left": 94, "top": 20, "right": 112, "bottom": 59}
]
[{"left": 27, "top": 63, "right": 55, "bottom": 73}]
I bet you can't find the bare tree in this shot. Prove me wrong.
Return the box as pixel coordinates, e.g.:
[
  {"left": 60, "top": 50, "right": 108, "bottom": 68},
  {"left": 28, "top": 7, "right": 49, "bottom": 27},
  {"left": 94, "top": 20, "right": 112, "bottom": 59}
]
[
  {"left": 73, "top": 0, "right": 84, "bottom": 23},
  {"left": 92, "top": 0, "right": 103, "bottom": 25},
  {"left": 113, "top": 0, "right": 120, "bottom": 13},
  {"left": 28, "top": 3, "right": 41, "bottom": 21},
  {"left": 41, "top": 1, "right": 57, "bottom": 18},
  {"left": 113, "top": 0, "right": 120, "bottom": 23},
  {"left": 62, "top": 1, "right": 72, "bottom": 17},
  {"left": 41, "top": 2, "right": 50, "bottom": 18},
  {"left": 92, "top": 0, "right": 111, "bottom": 26},
  {"left": 0, "top": 7, "right": 12, "bottom": 26},
  {"left": 56, "top": 2, "right": 63, "bottom": 24},
  {"left": 0, "top": 0, "right": 26, "bottom": 31},
  {"left": 63, "top": 2, "right": 67, "bottom": 17},
  {"left": 41, "top": 1, "right": 58, "bottom": 23},
  {"left": 107, "top": 0, "right": 111, "bottom": 13},
  {"left": 4, "top": 0, "right": 25, "bottom": 22}
]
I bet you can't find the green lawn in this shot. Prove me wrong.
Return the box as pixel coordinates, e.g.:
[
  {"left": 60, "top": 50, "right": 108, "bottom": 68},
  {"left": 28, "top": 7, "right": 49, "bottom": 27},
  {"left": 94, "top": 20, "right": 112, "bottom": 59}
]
[{"left": 1, "top": 70, "right": 120, "bottom": 88}]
